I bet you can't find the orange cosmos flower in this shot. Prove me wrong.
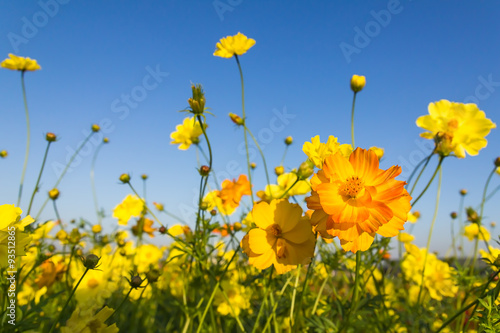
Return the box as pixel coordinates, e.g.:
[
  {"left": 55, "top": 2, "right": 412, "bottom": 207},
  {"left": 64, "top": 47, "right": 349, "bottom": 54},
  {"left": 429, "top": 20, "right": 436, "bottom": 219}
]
[
  {"left": 219, "top": 174, "right": 252, "bottom": 211},
  {"left": 241, "top": 199, "right": 316, "bottom": 274},
  {"left": 306, "top": 148, "right": 411, "bottom": 253}
]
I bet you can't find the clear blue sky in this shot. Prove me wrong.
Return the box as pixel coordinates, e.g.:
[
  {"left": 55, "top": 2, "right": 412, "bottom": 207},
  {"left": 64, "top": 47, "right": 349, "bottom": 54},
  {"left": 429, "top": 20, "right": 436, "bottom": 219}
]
[{"left": 1, "top": 0, "right": 499, "bottom": 256}]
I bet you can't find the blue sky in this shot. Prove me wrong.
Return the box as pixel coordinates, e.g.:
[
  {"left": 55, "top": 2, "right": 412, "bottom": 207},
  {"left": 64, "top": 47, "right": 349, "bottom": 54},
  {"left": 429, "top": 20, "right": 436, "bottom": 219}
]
[{"left": 1, "top": 0, "right": 499, "bottom": 256}]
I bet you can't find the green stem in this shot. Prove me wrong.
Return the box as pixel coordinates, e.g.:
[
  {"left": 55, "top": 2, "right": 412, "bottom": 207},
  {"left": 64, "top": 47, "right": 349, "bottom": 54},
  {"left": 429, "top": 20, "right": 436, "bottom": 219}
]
[
  {"left": 406, "top": 151, "right": 433, "bottom": 191},
  {"left": 107, "top": 287, "right": 134, "bottom": 324},
  {"left": 245, "top": 126, "right": 272, "bottom": 195},
  {"left": 235, "top": 55, "right": 254, "bottom": 204},
  {"left": 351, "top": 92, "right": 357, "bottom": 149},
  {"left": 312, "top": 274, "right": 329, "bottom": 315},
  {"left": 280, "top": 146, "right": 288, "bottom": 166},
  {"left": 409, "top": 153, "right": 433, "bottom": 196},
  {"left": 289, "top": 264, "right": 302, "bottom": 327},
  {"left": 35, "top": 131, "right": 96, "bottom": 220},
  {"left": 52, "top": 199, "right": 64, "bottom": 232},
  {"left": 416, "top": 166, "right": 442, "bottom": 306},
  {"left": 90, "top": 142, "right": 104, "bottom": 224},
  {"left": 17, "top": 71, "right": 30, "bottom": 207},
  {"left": 251, "top": 267, "right": 274, "bottom": 333},
  {"left": 128, "top": 183, "right": 164, "bottom": 228},
  {"left": 48, "top": 267, "right": 89, "bottom": 333},
  {"left": 27, "top": 141, "right": 52, "bottom": 215},
  {"left": 196, "top": 115, "right": 212, "bottom": 231},
  {"left": 411, "top": 156, "right": 444, "bottom": 207},
  {"left": 470, "top": 167, "right": 496, "bottom": 273},
  {"left": 278, "top": 177, "right": 300, "bottom": 199}
]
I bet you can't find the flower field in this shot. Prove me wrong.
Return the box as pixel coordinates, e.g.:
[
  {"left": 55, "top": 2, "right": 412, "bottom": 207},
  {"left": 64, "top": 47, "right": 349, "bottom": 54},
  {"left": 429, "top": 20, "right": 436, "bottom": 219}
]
[{"left": 1, "top": 32, "right": 500, "bottom": 333}]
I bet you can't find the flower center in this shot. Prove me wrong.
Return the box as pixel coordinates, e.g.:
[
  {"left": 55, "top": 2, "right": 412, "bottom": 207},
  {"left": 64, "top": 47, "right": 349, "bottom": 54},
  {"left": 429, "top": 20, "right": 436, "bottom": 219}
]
[
  {"left": 340, "top": 176, "right": 364, "bottom": 198},
  {"left": 269, "top": 224, "right": 282, "bottom": 237},
  {"left": 447, "top": 119, "right": 459, "bottom": 130}
]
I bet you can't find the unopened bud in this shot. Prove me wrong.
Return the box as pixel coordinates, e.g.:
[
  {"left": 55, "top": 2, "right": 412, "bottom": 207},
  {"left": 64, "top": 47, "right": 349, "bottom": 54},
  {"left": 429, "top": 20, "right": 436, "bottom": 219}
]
[
  {"left": 466, "top": 207, "right": 479, "bottom": 223},
  {"left": 199, "top": 165, "right": 210, "bottom": 176},
  {"left": 46, "top": 132, "right": 57, "bottom": 142},
  {"left": 0, "top": 150, "right": 7, "bottom": 158},
  {"left": 153, "top": 202, "right": 164, "bottom": 211},
  {"left": 460, "top": 189, "right": 467, "bottom": 196},
  {"left": 48, "top": 188, "right": 60, "bottom": 200},
  {"left": 285, "top": 136, "right": 293, "bottom": 145},
  {"left": 130, "top": 275, "right": 144, "bottom": 289},
  {"left": 297, "top": 160, "right": 315, "bottom": 180},
  {"left": 83, "top": 254, "right": 100, "bottom": 269},
  {"left": 233, "top": 222, "right": 242, "bottom": 231},
  {"left": 450, "top": 212, "right": 458, "bottom": 219},
  {"left": 413, "top": 211, "right": 421, "bottom": 218},
  {"left": 350, "top": 75, "right": 366, "bottom": 93},
  {"left": 210, "top": 209, "right": 217, "bottom": 216},
  {"left": 275, "top": 166, "right": 284, "bottom": 176},
  {"left": 490, "top": 222, "right": 496, "bottom": 228},
  {"left": 188, "top": 84, "right": 206, "bottom": 115},
  {"left": 250, "top": 162, "right": 256, "bottom": 169},
  {"left": 91, "top": 124, "right": 100, "bottom": 132},
  {"left": 119, "top": 173, "right": 130, "bottom": 184},
  {"left": 103, "top": 137, "right": 109, "bottom": 143},
  {"left": 141, "top": 174, "right": 148, "bottom": 180},
  {"left": 229, "top": 113, "right": 244, "bottom": 126},
  {"left": 92, "top": 224, "right": 102, "bottom": 233},
  {"left": 159, "top": 226, "right": 167, "bottom": 234},
  {"left": 494, "top": 157, "right": 500, "bottom": 167},
  {"left": 146, "top": 269, "right": 161, "bottom": 283}
]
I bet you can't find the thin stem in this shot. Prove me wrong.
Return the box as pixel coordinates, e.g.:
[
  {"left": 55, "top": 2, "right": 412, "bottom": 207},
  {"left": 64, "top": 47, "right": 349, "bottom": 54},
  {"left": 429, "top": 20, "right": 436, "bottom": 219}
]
[
  {"left": 350, "top": 92, "right": 357, "bottom": 149},
  {"left": 17, "top": 71, "right": 30, "bottom": 207},
  {"left": 280, "top": 146, "right": 289, "bottom": 166},
  {"left": 405, "top": 151, "right": 433, "bottom": 190},
  {"left": 278, "top": 177, "right": 300, "bottom": 199},
  {"left": 411, "top": 156, "right": 444, "bottom": 207},
  {"left": 27, "top": 141, "right": 52, "bottom": 215},
  {"left": 470, "top": 167, "right": 496, "bottom": 273},
  {"left": 409, "top": 153, "right": 433, "bottom": 196},
  {"left": 416, "top": 166, "right": 442, "bottom": 306},
  {"left": 107, "top": 287, "right": 134, "bottom": 324},
  {"left": 128, "top": 183, "right": 164, "bottom": 228},
  {"left": 90, "top": 142, "right": 104, "bottom": 224},
  {"left": 52, "top": 200, "right": 64, "bottom": 232},
  {"left": 245, "top": 125, "right": 272, "bottom": 195},
  {"left": 289, "top": 264, "right": 302, "bottom": 327},
  {"left": 312, "top": 275, "right": 329, "bottom": 315},
  {"left": 48, "top": 268, "right": 89, "bottom": 333},
  {"left": 196, "top": 115, "right": 212, "bottom": 232},
  {"left": 235, "top": 55, "right": 255, "bottom": 204},
  {"left": 251, "top": 267, "right": 274, "bottom": 333},
  {"left": 35, "top": 131, "right": 96, "bottom": 220}
]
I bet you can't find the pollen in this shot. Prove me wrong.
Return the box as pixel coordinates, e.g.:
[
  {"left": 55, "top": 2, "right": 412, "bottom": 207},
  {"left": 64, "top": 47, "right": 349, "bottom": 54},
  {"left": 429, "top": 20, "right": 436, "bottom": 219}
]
[
  {"left": 340, "top": 176, "right": 364, "bottom": 198},
  {"left": 269, "top": 224, "right": 282, "bottom": 237},
  {"left": 447, "top": 118, "right": 459, "bottom": 130}
]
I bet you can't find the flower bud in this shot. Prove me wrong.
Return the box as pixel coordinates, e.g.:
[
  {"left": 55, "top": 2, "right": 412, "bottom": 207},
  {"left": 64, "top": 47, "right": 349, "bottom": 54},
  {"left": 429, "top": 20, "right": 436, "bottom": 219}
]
[
  {"left": 285, "top": 136, "right": 293, "bottom": 145},
  {"left": 56, "top": 230, "right": 67, "bottom": 241},
  {"left": 188, "top": 84, "right": 206, "bottom": 115},
  {"left": 275, "top": 166, "right": 284, "bottom": 176},
  {"left": 413, "top": 211, "right": 421, "bottom": 218},
  {"left": 153, "top": 202, "right": 164, "bottom": 211},
  {"left": 83, "top": 254, "right": 100, "bottom": 269},
  {"left": 233, "top": 222, "right": 242, "bottom": 231},
  {"left": 210, "top": 209, "right": 217, "bottom": 216},
  {"left": 450, "top": 212, "right": 457, "bottom": 219},
  {"left": 130, "top": 275, "right": 144, "bottom": 289},
  {"left": 297, "top": 160, "right": 315, "bottom": 180},
  {"left": 48, "top": 245, "right": 55, "bottom": 252},
  {"left": 68, "top": 228, "right": 83, "bottom": 244},
  {"left": 460, "top": 189, "right": 467, "bottom": 196},
  {"left": 229, "top": 113, "right": 244, "bottom": 126},
  {"left": 0, "top": 150, "right": 7, "bottom": 158},
  {"left": 146, "top": 269, "right": 161, "bottom": 283},
  {"left": 92, "top": 224, "right": 102, "bottom": 233},
  {"left": 48, "top": 188, "right": 60, "bottom": 200},
  {"left": 250, "top": 162, "right": 256, "bottom": 170},
  {"left": 491, "top": 222, "right": 496, "bottom": 228},
  {"left": 103, "top": 137, "right": 110, "bottom": 143},
  {"left": 199, "top": 165, "right": 210, "bottom": 176},
  {"left": 200, "top": 202, "right": 209, "bottom": 210},
  {"left": 141, "top": 174, "right": 148, "bottom": 180},
  {"left": 466, "top": 207, "right": 479, "bottom": 223},
  {"left": 46, "top": 132, "right": 57, "bottom": 142},
  {"left": 350, "top": 75, "right": 366, "bottom": 93},
  {"left": 494, "top": 157, "right": 500, "bottom": 167},
  {"left": 91, "top": 124, "right": 100, "bottom": 132},
  {"left": 119, "top": 173, "right": 130, "bottom": 184},
  {"left": 433, "top": 132, "right": 454, "bottom": 157},
  {"left": 159, "top": 226, "right": 167, "bottom": 234}
]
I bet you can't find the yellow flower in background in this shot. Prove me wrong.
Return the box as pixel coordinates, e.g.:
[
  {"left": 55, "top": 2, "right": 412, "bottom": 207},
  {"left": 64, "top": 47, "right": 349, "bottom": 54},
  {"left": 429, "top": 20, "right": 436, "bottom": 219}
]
[
  {"left": 307, "top": 148, "right": 412, "bottom": 253},
  {"left": 416, "top": 100, "right": 496, "bottom": 158},
  {"left": 258, "top": 172, "right": 311, "bottom": 201},
  {"left": 112, "top": 194, "right": 144, "bottom": 225},
  {"left": 214, "top": 32, "right": 256, "bottom": 58},
  {"left": 369, "top": 146, "right": 384, "bottom": 160},
  {"left": 401, "top": 244, "right": 458, "bottom": 301},
  {"left": 302, "top": 135, "right": 353, "bottom": 169},
  {"left": 134, "top": 244, "right": 165, "bottom": 273},
  {"left": 241, "top": 199, "right": 316, "bottom": 274},
  {"left": 480, "top": 246, "right": 500, "bottom": 267},
  {"left": 397, "top": 232, "right": 414, "bottom": 243},
  {"left": 0, "top": 204, "right": 34, "bottom": 264},
  {"left": 214, "top": 280, "right": 251, "bottom": 317},
  {"left": 170, "top": 116, "right": 206, "bottom": 150},
  {"left": 60, "top": 306, "right": 118, "bottom": 333},
  {"left": 1, "top": 54, "right": 41, "bottom": 71},
  {"left": 407, "top": 211, "right": 420, "bottom": 224},
  {"left": 464, "top": 223, "right": 490, "bottom": 241},
  {"left": 204, "top": 175, "right": 251, "bottom": 215},
  {"left": 350, "top": 74, "right": 366, "bottom": 93}
]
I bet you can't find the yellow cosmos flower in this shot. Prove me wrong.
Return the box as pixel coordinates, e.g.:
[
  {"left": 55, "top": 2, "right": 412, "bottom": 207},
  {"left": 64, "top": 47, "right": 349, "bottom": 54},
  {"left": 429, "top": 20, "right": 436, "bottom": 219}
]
[
  {"left": 480, "top": 246, "right": 500, "bottom": 267},
  {"left": 134, "top": 244, "right": 165, "bottom": 273},
  {"left": 416, "top": 100, "right": 496, "bottom": 158},
  {"left": 306, "top": 148, "right": 412, "bottom": 253},
  {"left": 112, "top": 194, "right": 144, "bottom": 225},
  {"left": 397, "top": 232, "right": 414, "bottom": 243},
  {"left": 0, "top": 204, "right": 34, "bottom": 265},
  {"left": 1, "top": 54, "right": 41, "bottom": 71},
  {"left": 214, "top": 32, "right": 256, "bottom": 58},
  {"left": 241, "top": 199, "right": 316, "bottom": 274},
  {"left": 170, "top": 116, "right": 206, "bottom": 150},
  {"left": 60, "top": 306, "right": 118, "bottom": 333},
  {"left": 258, "top": 172, "right": 311, "bottom": 201},
  {"left": 302, "top": 135, "right": 353, "bottom": 169},
  {"left": 214, "top": 280, "right": 251, "bottom": 317},
  {"left": 402, "top": 244, "right": 458, "bottom": 301},
  {"left": 204, "top": 175, "right": 251, "bottom": 215},
  {"left": 464, "top": 223, "right": 490, "bottom": 241}
]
